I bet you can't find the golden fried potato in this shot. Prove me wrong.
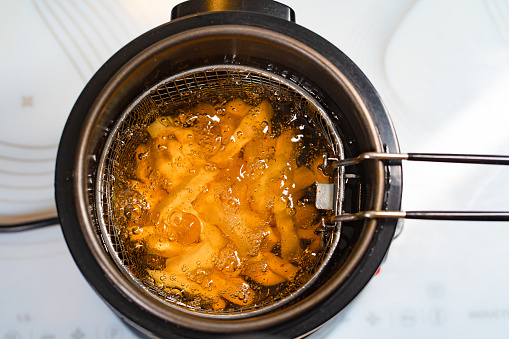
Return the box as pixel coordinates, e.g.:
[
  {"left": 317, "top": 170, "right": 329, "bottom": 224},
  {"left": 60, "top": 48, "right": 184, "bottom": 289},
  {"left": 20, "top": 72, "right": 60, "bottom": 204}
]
[
  {"left": 193, "top": 191, "right": 267, "bottom": 258},
  {"left": 292, "top": 166, "right": 316, "bottom": 191},
  {"left": 243, "top": 252, "right": 298, "bottom": 286},
  {"left": 154, "top": 139, "right": 192, "bottom": 188},
  {"left": 157, "top": 167, "right": 218, "bottom": 225},
  {"left": 243, "top": 260, "right": 287, "bottom": 286},
  {"left": 209, "top": 100, "right": 273, "bottom": 165},
  {"left": 215, "top": 247, "right": 243, "bottom": 277},
  {"left": 248, "top": 154, "right": 290, "bottom": 213},
  {"left": 165, "top": 239, "right": 218, "bottom": 272},
  {"left": 204, "top": 272, "right": 255, "bottom": 306},
  {"left": 275, "top": 129, "right": 297, "bottom": 157},
  {"left": 148, "top": 269, "right": 227, "bottom": 310},
  {"left": 263, "top": 252, "right": 299, "bottom": 281},
  {"left": 145, "top": 237, "right": 192, "bottom": 258},
  {"left": 260, "top": 227, "right": 280, "bottom": 252},
  {"left": 294, "top": 203, "right": 319, "bottom": 229},
  {"left": 147, "top": 116, "right": 174, "bottom": 139},
  {"left": 275, "top": 211, "right": 301, "bottom": 261}
]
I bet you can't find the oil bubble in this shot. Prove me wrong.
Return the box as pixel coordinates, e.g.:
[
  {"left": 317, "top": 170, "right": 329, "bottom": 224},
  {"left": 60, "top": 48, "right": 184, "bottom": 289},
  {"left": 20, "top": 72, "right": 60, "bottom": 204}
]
[{"left": 124, "top": 203, "right": 141, "bottom": 221}]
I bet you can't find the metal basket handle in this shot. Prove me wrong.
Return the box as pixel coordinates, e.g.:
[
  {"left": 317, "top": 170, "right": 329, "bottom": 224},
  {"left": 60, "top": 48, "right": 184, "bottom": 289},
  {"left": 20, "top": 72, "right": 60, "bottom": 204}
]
[{"left": 332, "top": 152, "right": 509, "bottom": 222}]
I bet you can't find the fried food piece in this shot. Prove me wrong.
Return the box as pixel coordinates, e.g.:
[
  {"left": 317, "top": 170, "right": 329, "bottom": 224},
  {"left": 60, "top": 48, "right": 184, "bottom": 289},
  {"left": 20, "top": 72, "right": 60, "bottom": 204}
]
[
  {"left": 148, "top": 269, "right": 227, "bottom": 311},
  {"left": 171, "top": 127, "right": 220, "bottom": 166},
  {"left": 193, "top": 190, "right": 267, "bottom": 258},
  {"left": 260, "top": 227, "right": 280, "bottom": 252},
  {"left": 146, "top": 237, "right": 193, "bottom": 258},
  {"left": 163, "top": 219, "right": 225, "bottom": 271},
  {"left": 243, "top": 135, "right": 277, "bottom": 161},
  {"left": 165, "top": 239, "right": 217, "bottom": 272},
  {"left": 157, "top": 167, "right": 218, "bottom": 225},
  {"left": 243, "top": 260, "right": 287, "bottom": 286},
  {"left": 153, "top": 139, "right": 193, "bottom": 188},
  {"left": 263, "top": 252, "right": 299, "bottom": 281},
  {"left": 292, "top": 166, "right": 316, "bottom": 192},
  {"left": 243, "top": 252, "right": 299, "bottom": 286},
  {"left": 295, "top": 203, "right": 319, "bottom": 229},
  {"left": 248, "top": 154, "right": 290, "bottom": 213},
  {"left": 275, "top": 129, "right": 297, "bottom": 157},
  {"left": 210, "top": 100, "right": 273, "bottom": 165},
  {"left": 275, "top": 211, "right": 301, "bottom": 260},
  {"left": 125, "top": 224, "right": 194, "bottom": 259},
  {"left": 215, "top": 246, "right": 243, "bottom": 277},
  {"left": 204, "top": 272, "right": 255, "bottom": 306},
  {"left": 147, "top": 116, "right": 174, "bottom": 138}
]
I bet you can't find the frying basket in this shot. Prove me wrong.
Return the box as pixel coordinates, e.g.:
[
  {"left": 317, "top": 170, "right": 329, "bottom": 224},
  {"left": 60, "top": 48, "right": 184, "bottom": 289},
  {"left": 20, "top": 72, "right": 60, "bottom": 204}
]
[{"left": 95, "top": 65, "right": 346, "bottom": 318}]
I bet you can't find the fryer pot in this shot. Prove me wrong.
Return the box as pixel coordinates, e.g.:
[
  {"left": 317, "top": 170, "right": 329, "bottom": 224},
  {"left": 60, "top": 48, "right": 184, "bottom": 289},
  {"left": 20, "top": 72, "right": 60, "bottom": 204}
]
[{"left": 54, "top": 0, "right": 409, "bottom": 337}]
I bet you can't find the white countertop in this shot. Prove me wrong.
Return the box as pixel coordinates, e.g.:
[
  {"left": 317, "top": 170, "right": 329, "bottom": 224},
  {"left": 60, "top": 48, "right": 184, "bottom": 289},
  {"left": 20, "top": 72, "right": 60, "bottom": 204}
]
[{"left": 1, "top": 0, "right": 509, "bottom": 338}]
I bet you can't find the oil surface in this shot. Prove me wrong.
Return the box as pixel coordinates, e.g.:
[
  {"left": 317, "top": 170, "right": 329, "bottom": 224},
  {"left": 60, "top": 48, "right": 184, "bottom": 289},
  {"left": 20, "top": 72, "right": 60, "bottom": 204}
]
[{"left": 111, "top": 92, "right": 333, "bottom": 313}]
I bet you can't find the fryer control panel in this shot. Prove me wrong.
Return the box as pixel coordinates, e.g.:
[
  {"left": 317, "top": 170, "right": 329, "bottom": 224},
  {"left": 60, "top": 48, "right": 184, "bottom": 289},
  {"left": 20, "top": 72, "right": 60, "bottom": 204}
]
[{"left": 1, "top": 0, "right": 509, "bottom": 338}]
